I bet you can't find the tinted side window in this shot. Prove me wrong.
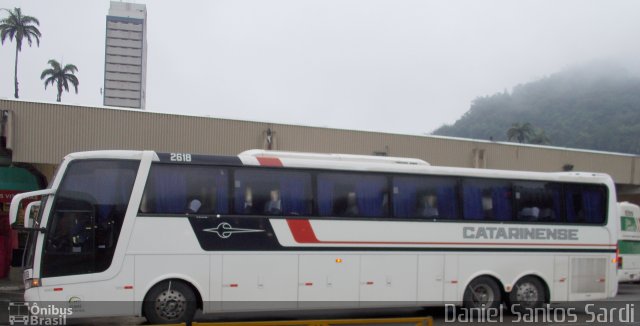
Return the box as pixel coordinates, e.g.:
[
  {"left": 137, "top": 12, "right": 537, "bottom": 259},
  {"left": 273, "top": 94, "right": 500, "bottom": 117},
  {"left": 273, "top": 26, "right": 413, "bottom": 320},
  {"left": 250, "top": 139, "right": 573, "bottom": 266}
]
[
  {"left": 234, "top": 169, "right": 312, "bottom": 216},
  {"left": 514, "top": 182, "right": 562, "bottom": 222},
  {"left": 43, "top": 160, "right": 139, "bottom": 277},
  {"left": 141, "top": 164, "right": 229, "bottom": 214},
  {"left": 565, "top": 184, "right": 607, "bottom": 224},
  {"left": 392, "top": 176, "right": 458, "bottom": 219},
  {"left": 462, "top": 179, "right": 512, "bottom": 221},
  {"left": 317, "top": 173, "right": 388, "bottom": 218}
]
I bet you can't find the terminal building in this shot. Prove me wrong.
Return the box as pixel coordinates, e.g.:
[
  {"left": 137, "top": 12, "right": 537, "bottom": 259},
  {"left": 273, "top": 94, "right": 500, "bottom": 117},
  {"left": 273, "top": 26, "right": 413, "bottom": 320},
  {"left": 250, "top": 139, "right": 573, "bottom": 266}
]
[{"left": 1, "top": 99, "right": 639, "bottom": 203}]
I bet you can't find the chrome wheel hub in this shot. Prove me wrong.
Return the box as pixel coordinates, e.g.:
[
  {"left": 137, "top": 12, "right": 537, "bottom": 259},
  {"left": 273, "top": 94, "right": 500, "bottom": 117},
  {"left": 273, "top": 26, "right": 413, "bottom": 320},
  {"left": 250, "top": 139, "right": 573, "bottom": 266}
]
[
  {"left": 155, "top": 289, "right": 186, "bottom": 320},
  {"left": 515, "top": 282, "right": 539, "bottom": 306},
  {"left": 471, "top": 284, "right": 495, "bottom": 308}
]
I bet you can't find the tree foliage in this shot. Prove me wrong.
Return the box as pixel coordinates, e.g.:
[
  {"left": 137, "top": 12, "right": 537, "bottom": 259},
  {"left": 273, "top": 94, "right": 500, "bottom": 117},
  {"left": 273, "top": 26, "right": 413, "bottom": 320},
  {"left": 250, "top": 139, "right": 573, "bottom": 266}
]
[
  {"left": 433, "top": 63, "right": 640, "bottom": 154},
  {"left": 0, "top": 7, "right": 41, "bottom": 98},
  {"left": 41, "top": 59, "right": 79, "bottom": 102}
]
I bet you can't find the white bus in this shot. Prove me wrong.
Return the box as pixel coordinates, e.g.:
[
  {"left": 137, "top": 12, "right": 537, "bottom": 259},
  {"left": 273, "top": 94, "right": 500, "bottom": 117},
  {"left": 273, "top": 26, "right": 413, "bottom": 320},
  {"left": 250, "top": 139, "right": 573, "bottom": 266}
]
[
  {"left": 10, "top": 150, "right": 618, "bottom": 323},
  {"left": 617, "top": 202, "right": 640, "bottom": 283}
]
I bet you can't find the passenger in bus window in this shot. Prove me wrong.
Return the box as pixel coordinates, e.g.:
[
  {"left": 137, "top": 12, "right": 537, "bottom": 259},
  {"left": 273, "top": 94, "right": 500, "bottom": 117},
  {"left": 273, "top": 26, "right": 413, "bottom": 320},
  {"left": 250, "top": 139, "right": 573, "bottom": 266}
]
[
  {"left": 187, "top": 185, "right": 217, "bottom": 214},
  {"left": 264, "top": 189, "right": 282, "bottom": 215},
  {"left": 243, "top": 187, "right": 254, "bottom": 214},
  {"left": 519, "top": 206, "right": 540, "bottom": 220},
  {"left": 419, "top": 192, "right": 439, "bottom": 218},
  {"left": 482, "top": 192, "right": 494, "bottom": 219},
  {"left": 381, "top": 193, "right": 389, "bottom": 215},
  {"left": 187, "top": 198, "right": 202, "bottom": 214},
  {"left": 344, "top": 192, "right": 359, "bottom": 216}
]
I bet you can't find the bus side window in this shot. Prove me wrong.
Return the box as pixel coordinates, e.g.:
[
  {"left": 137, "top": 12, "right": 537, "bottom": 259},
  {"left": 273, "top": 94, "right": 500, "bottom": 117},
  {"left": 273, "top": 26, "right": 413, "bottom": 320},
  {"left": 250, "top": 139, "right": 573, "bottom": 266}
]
[
  {"left": 392, "top": 175, "right": 458, "bottom": 219},
  {"left": 142, "top": 165, "right": 229, "bottom": 215},
  {"left": 514, "top": 182, "right": 561, "bottom": 223},
  {"left": 234, "top": 168, "right": 312, "bottom": 216},
  {"left": 462, "top": 179, "right": 512, "bottom": 221},
  {"left": 317, "top": 173, "right": 387, "bottom": 218},
  {"left": 565, "top": 184, "right": 606, "bottom": 224}
]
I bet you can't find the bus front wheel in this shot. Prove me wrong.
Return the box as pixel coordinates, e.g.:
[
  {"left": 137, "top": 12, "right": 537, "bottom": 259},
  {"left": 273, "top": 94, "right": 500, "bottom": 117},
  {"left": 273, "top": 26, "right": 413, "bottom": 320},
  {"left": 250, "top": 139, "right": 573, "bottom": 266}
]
[
  {"left": 143, "top": 280, "right": 197, "bottom": 324},
  {"left": 463, "top": 276, "right": 502, "bottom": 310},
  {"left": 508, "top": 276, "right": 545, "bottom": 313}
]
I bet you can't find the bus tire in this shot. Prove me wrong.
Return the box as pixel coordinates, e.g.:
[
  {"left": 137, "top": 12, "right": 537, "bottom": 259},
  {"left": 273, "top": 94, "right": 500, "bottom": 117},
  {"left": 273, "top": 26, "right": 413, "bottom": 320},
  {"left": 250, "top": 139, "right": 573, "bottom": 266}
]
[
  {"left": 463, "top": 276, "right": 502, "bottom": 310},
  {"left": 143, "top": 280, "right": 197, "bottom": 324},
  {"left": 508, "top": 276, "right": 545, "bottom": 313}
]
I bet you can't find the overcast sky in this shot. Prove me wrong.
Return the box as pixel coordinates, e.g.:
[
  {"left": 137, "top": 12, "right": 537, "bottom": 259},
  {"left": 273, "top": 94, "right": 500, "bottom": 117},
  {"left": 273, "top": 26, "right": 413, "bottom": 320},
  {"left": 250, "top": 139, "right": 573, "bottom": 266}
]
[{"left": 0, "top": 0, "right": 639, "bottom": 135}]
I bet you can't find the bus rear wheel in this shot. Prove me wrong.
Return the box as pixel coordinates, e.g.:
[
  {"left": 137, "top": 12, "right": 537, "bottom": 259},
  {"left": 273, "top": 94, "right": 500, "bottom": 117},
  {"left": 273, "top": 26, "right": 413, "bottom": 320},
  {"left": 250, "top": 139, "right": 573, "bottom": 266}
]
[
  {"left": 463, "top": 276, "right": 502, "bottom": 310},
  {"left": 508, "top": 276, "right": 545, "bottom": 313},
  {"left": 144, "top": 280, "right": 197, "bottom": 324}
]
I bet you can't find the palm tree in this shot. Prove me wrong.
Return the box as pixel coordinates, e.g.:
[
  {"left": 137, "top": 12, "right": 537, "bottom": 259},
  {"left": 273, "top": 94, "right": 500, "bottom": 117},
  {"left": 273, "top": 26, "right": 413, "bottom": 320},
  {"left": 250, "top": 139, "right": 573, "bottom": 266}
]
[
  {"left": 529, "top": 129, "right": 551, "bottom": 145},
  {"left": 507, "top": 122, "right": 535, "bottom": 143},
  {"left": 40, "top": 59, "right": 79, "bottom": 102},
  {"left": 0, "top": 8, "right": 41, "bottom": 98}
]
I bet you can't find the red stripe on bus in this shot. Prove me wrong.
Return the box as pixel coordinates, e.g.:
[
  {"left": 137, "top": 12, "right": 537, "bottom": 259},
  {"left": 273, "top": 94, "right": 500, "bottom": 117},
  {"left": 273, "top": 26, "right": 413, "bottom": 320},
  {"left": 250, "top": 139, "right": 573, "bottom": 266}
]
[
  {"left": 256, "top": 157, "right": 283, "bottom": 167},
  {"left": 287, "top": 219, "right": 320, "bottom": 243},
  {"left": 286, "top": 219, "right": 615, "bottom": 248},
  {"left": 53, "top": 288, "right": 63, "bottom": 292}
]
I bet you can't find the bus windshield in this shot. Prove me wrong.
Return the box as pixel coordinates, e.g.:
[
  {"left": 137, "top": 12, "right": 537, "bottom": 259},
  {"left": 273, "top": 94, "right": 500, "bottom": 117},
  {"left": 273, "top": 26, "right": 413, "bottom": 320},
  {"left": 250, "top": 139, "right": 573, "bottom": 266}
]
[{"left": 40, "top": 160, "right": 139, "bottom": 278}]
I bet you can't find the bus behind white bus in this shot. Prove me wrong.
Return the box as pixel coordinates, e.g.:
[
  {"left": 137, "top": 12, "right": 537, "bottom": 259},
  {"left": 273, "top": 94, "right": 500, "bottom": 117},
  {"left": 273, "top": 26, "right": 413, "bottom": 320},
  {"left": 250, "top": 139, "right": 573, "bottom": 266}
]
[
  {"left": 617, "top": 201, "right": 640, "bottom": 283},
  {"left": 10, "top": 150, "right": 619, "bottom": 323}
]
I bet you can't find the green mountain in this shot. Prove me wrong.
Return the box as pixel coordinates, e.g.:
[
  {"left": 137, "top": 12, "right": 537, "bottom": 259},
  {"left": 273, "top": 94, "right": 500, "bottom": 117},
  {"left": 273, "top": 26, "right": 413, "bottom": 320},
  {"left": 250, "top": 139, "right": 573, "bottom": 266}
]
[{"left": 433, "top": 63, "right": 640, "bottom": 154}]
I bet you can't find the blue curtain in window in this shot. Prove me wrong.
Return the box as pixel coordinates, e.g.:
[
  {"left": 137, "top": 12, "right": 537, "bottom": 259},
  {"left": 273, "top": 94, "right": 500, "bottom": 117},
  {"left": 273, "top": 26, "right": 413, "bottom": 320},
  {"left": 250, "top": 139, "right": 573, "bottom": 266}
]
[
  {"left": 551, "top": 190, "right": 562, "bottom": 222},
  {"left": 492, "top": 187, "right": 512, "bottom": 221},
  {"left": 234, "top": 181, "right": 246, "bottom": 213},
  {"left": 393, "top": 178, "right": 417, "bottom": 218},
  {"left": 437, "top": 186, "right": 456, "bottom": 219},
  {"left": 152, "top": 167, "right": 187, "bottom": 214},
  {"left": 565, "top": 191, "right": 576, "bottom": 222},
  {"left": 212, "top": 172, "right": 228, "bottom": 213},
  {"left": 463, "top": 185, "right": 483, "bottom": 220},
  {"left": 317, "top": 176, "right": 334, "bottom": 216},
  {"left": 356, "top": 178, "right": 385, "bottom": 217},
  {"left": 583, "top": 189, "right": 603, "bottom": 224},
  {"left": 279, "top": 175, "right": 308, "bottom": 215}
]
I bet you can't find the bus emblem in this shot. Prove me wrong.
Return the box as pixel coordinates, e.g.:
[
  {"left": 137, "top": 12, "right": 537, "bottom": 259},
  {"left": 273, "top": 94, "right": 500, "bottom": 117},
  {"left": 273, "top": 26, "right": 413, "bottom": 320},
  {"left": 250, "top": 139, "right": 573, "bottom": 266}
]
[{"left": 203, "top": 222, "right": 264, "bottom": 239}]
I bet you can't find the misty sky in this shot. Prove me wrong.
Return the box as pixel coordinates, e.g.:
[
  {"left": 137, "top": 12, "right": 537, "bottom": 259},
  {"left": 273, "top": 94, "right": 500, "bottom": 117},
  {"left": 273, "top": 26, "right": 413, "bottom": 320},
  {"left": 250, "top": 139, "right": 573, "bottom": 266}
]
[{"left": 0, "top": 0, "right": 639, "bottom": 135}]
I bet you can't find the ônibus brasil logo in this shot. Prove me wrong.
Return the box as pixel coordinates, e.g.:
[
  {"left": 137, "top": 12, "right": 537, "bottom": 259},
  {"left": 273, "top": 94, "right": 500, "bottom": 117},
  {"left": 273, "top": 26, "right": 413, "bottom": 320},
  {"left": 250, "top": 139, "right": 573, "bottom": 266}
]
[{"left": 8, "top": 302, "right": 72, "bottom": 325}]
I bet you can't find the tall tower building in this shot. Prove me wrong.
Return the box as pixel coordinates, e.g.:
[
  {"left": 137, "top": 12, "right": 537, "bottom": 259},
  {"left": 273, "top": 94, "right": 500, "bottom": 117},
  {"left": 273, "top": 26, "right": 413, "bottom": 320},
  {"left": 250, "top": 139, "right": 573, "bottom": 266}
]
[{"left": 104, "top": 1, "right": 147, "bottom": 109}]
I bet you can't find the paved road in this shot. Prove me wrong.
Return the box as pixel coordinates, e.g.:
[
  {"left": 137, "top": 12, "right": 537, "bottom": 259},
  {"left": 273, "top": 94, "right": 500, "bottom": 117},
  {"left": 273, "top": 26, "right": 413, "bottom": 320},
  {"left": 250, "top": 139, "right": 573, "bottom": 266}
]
[{"left": 2, "top": 284, "right": 639, "bottom": 325}]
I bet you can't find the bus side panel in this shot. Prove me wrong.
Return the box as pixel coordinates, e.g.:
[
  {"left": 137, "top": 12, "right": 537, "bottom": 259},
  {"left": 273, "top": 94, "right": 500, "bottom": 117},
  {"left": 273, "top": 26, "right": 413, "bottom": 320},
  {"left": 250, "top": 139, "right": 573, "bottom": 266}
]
[
  {"left": 568, "top": 256, "right": 609, "bottom": 301},
  {"left": 298, "top": 254, "right": 360, "bottom": 309},
  {"left": 552, "top": 256, "right": 569, "bottom": 301},
  {"left": 221, "top": 254, "right": 298, "bottom": 312},
  {"left": 417, "top": 255, "right": 444, "bottom": 304},
  {"left": 443, "top": 255, "right": 459, "bottom": 303},
  {"left": 207, "top": 255, "right": 223, "bottom": 314},
  {"left": 37, "top": 255, "right": 135, "bottom": 318},
  {"left": 359, "top": 254, "right": 418, "bottom": 306}
]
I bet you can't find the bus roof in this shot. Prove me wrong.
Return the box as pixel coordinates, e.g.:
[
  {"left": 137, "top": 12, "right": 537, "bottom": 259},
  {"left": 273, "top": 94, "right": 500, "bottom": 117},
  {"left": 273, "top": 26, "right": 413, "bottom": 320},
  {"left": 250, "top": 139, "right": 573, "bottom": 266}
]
[{"left": 62, "top": 149, "right": 614, "bottom": 185}]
